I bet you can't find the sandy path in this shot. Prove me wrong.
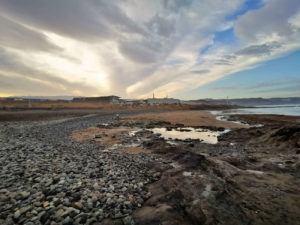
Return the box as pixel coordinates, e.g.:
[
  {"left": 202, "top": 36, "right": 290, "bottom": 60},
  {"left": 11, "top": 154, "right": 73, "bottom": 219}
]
[{"left": 124, "top": 110, "right": 247, "bottom": 129}]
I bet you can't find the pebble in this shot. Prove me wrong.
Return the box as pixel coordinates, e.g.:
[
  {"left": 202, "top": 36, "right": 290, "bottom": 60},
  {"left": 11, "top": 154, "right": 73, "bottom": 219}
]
[
  {"left": 123, "top": 216, "right": 135, "bottom": 225},
  {"left": 0, "top": 114, "right": 162, "bottom": 224},
  {"left": 73, "top": 202, "right": 83, "bottom": 209}
]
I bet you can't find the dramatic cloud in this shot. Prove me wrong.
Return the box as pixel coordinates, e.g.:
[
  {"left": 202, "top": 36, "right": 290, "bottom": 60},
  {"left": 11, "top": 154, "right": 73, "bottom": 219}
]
[
  {"left": 0, "top": 15, "right": 60, "bottom": 52},
  {"left": 0, "top": 48, "right": 100, "bottom": 96},
  {"left": 234, "top": 0, "right": 300, "bottom": 42},
  {"left": 0, "top": 0, "right": 299, "bottom": 98}
]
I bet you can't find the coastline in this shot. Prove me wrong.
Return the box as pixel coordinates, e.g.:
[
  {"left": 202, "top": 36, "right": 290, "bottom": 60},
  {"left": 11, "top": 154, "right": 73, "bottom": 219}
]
[{"left": 0, "top": 108, "right": 299, "bottom": 225}]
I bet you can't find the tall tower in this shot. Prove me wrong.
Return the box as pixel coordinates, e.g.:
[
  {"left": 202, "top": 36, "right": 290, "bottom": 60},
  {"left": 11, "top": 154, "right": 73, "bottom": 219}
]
[{"left": 153, "top": 93, "right": 155, "bottom": 99}]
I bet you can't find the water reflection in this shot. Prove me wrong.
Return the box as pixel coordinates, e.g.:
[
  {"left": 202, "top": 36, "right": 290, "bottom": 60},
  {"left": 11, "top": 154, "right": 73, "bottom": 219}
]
[
  {"left": 151, "top": 127, "right": 230, "bottom": 144},
  {"left": 211, "top": 104, "right": 300, "bottom": 116}
]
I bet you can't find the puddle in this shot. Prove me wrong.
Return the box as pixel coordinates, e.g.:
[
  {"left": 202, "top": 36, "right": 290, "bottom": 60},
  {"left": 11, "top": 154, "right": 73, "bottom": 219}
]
[
  {"left": 150, "top": 127, "right": 230, "bottom": 144},
  {"left": 216, "top": 115, "right": 248, "bottom": 126},
  {"left": 215, "top": 114, "right": 264, "bottom": 128}
]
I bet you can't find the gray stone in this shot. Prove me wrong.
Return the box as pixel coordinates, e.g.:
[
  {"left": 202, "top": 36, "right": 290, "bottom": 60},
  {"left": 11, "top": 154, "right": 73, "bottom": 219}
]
[
  {"left": 24, "top": 222, "right": 35, "bottom": 225},
  {"left": 62, "top": 216, "right": 73, "bottom": 225},
  {"left": 19, "top": 205, "right": 32, "bottom": 215},
  {"left": 18, "top": 191, "right": 30, "bottom": 200},
  {"left": 123, "top": 216, "right": 135, "bottom": 225},
  {"left": 14, "top": 210, "right": 21, "bottom": 219}
]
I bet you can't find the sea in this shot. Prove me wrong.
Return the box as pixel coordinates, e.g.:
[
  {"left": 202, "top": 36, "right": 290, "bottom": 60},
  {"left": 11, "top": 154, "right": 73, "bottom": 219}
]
[{"left": 211, "top": 104, "right": 300, "bottom": 116}]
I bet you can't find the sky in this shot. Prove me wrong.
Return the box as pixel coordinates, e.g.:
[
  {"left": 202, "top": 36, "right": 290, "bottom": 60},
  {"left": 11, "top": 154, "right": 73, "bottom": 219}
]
[{"left": 0, "top": 0, "right": 299, "bottom": 99}]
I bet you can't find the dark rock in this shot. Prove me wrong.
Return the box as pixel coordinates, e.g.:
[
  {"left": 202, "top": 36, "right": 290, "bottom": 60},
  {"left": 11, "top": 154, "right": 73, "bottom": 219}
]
[
  {"left": 39, "top": 211, "right": 50, "bottom": 224},
  {"left": 123, "top": 216, "right": 135, "bottom": 225},
  {"left": 62, "top": 216, "right": 73, "bottom": 225}
]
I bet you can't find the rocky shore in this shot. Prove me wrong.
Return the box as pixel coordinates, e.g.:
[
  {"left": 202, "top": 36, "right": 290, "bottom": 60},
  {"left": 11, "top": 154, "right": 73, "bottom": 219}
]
[
  {"left": 1, "top": 110, "right": 300, "bottom": 225},
  {"left": 0, "top": 112, "right": 166, "bottom": 225}
]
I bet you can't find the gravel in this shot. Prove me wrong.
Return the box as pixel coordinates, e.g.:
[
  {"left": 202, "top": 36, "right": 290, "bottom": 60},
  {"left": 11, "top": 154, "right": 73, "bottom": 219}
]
[{"left": 0, "top": 112, "right": 161, "bottom": 225}]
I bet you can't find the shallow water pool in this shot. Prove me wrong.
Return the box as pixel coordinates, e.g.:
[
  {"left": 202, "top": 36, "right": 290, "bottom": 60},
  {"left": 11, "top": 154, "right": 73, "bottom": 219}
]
[{"left": 151, "top": 127, "right": 230, "bottom": 144}]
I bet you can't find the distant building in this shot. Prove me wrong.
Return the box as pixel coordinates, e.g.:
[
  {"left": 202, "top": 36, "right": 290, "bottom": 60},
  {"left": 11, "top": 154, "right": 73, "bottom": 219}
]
[
  {"left": 73, "top": 95, "right": 122, "bottom": 104},
  {"left": 146, "top": 98, "right": 180, "bottom": 105},
  {"left": 123, "top": 99, "right": 146, "bottom": 106}
]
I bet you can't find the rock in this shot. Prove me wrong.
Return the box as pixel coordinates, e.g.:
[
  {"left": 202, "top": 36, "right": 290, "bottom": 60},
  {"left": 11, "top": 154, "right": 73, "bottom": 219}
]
[
  {"left": 74, "top": 213, "right": 89, "bottom": 224},
  {"left": 0, "top": 193, "right": 10, "bottom": 202},
  {"left": 124, "top": 201, "right": 132, "bottom": 207},
  {"left": 14, "top": 210, "right": 21, "bottom": 219},
  {"left": 24, "top": 222, "right": 35, "bottom": 225},
  {"left": 43, "top": 201, "right": 50, "bottom": 208},
  {"left": 114, "top": 212, "right": 123, "bottom": 219},
  {"left": 87, "top": 199, "right": 94, "bottom": 209},
  {"left": 39, "top": 211, "right": 50, "bottom": 224},
  {"left": 95, "top": 134, "right": 103, "bottom": 138},
  {"left": 0, "top": 113, "right": 166, "bottom": 224},
  {"left": 17, "top": 191, "right": 30, "bottom": 200},
  {"left": 55, "top": 208, "right": 64, "bottom": 219},
  {"left": 62, "top": 216, "right": 73, "bottom": 225},
  {"left": 61, "top": 207, "right": 80, "bottom": 218},
  {"left": 86, "top": 217, "right": 98, "bottom": 225},
  {"left": 71, "top": 192, "right": 81, "bottom": 201},
  {"left": 123, "top": 216, "right": 135, "bottom": 225},
  {"left": 19, "top": 205, "right": 32, "bottom": 215},
  {"left": 109, "top": 184, "right": 115, "bottom": 191},
  {"left": 73, "top": 202, "right": 83, "bottom": 209},
  {"left": 26, "top": 212, "right": 35, "bottom": 219},
  {"left": 53, "top": 198, "right": 62, "bottom": 207},
  {"left": 153, "top": 172, "right": 161, "bottom": 178}
]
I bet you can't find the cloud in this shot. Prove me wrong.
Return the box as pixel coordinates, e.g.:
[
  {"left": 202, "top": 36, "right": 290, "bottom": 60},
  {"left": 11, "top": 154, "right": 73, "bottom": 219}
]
[
  {"left": 236, "top": 42, "right": 280, "bottom": 56},
  {"left": 0, "top": 0, "right": 299, "bottom": 98},
  {"left": 118, "top": 41, "right": 159, "bottom": 64},
  {"left": 0, "top": 48, "right": 100, "bottom": 96},
  {"left": 212, "top": 78, "right": 300, "bottom": 91},
  {"left": 146, "top": 15, "right": 175, "bottom": 38},
  {"left": 234, "top": 0, "right": 300, "bottom": 42},
  {"left": 0, "top": 15, "right": 60, "bottom": 52},
  {"left": 190, "top": 70, "right": 210, "bottom": 74},
  {"left": 255, "top": 83, "right": 300, "bottom": 94},
  {"left": 0, "top": 0, "right": 145, "bottom": 43},
  {"left": 162, "top": 0, "right": 193, "bottom": 12}
]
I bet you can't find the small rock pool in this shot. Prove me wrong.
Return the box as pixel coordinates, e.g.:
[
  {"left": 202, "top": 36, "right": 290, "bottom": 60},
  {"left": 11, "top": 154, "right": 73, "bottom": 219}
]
[{"left": 151, "top": 127, "right": 230, "bottom": 144}]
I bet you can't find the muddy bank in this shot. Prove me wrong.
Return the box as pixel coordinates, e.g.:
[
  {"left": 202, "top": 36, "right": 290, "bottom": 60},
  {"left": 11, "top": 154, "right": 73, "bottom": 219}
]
[
  {"left": 119, "top": 115, "right": 299, "bottom": 225},
  {"left": 72, "top": 117, "right": 300, "bottom": 225},
  {"left": 221, "top": 114, "right": 300, "bottom": 149},
  {"left": 228, "top": 114, "right": 300, "bottom": 126}
]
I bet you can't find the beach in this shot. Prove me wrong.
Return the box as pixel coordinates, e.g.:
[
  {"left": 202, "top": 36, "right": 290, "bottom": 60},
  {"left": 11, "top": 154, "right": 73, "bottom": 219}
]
[{"left": 0, "top": 108, "right": 300, "bottom": 225}]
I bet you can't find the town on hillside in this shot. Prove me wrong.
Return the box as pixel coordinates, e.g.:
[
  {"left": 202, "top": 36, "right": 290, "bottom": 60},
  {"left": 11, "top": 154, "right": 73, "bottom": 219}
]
[{"left": 1, "top": 95, "right": 182, "bottom": 106}]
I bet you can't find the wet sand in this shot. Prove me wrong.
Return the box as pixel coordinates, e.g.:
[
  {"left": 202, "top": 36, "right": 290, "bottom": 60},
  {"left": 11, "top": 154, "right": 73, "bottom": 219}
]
[{"left": 124, "top": 110, "right": 247, "bottom": 129}]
